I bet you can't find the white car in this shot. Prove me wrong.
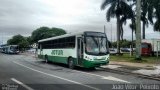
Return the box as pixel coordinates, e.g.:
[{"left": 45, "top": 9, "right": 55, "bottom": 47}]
[
  {"left": 27, "top": 48, "right": 36, "bottom": 54},
  {"left": 109, "top": 48, "right": 117, "bottom": 55}
]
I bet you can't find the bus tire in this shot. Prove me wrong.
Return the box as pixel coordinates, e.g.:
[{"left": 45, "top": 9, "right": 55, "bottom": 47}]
[
  {"left": 45, "top": 55, "right": 48, "bottom": 63},
  {"left": 90, "top": 67, "right": 96, "bottom": 70},
  {"left": 68, "top": 58, "right": 74, "bottom": 69}
]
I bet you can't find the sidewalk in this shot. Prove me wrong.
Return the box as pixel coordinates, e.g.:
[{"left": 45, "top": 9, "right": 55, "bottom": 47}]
[
  {"left": 102, "top": 61, "right": 160, "bottom": 78},
  {"left": 109, "top": 61, "right": 155, "bottom": 69}
]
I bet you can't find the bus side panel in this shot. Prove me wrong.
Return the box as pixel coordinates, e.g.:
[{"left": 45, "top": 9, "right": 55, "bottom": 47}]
[
  {"left": 38, "top": 48, "right": 77, "bottom": 65},
  {"left": 49, "top": 56, "right": 68, "bottom": 64}
]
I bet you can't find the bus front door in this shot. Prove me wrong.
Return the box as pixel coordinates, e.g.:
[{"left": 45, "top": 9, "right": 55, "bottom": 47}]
[{"left": 77, "top": 38, "right": 83, "bottom": 66}]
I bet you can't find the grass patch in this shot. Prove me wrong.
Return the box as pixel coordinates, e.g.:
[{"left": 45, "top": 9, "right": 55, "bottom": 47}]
[{"left": 110, "top": 53, "right": 160, "bottom": 64}]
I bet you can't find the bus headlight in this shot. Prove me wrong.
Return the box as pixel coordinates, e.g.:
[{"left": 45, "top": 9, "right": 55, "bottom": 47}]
[
  {"left": 85, "top": 56, "right": 92, "bottom": 61},
  {"left": 102, "top": 57, "right": 106, "bottom": 60}
]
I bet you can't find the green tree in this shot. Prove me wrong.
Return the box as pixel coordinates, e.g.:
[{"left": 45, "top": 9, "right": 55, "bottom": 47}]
[
  {"left": 26, "top": 36, "right": 33, "bottom": 45},
  {"left": 19, "top": 40, "right": 29, "bottom": 49},
  {"left": 7, "top": 35, "right": 24, "bottom": 45},
  {"left": 130, "top": 0, "right": 154, "bottom": 39},
  {"left": 31, "top": 27, "right": 66, "bottom": 43},
  {"left": 7, "top": 34, "right": 29, "bottom": 50},
  {"left": 112, "top": 40, "right": 135, "bottom": 48},
  {"left": 141, "top": 0, "right": 154, "bottom": 39},
  {"left": 129, "top": 19, "right": 136, "bottom": 56},
  {"left": 153, "top": 0, "right": 160, "bottom": 31},
  {"left": 154, "top": 20, "right": 160, "bottom": 31},
  {"left": 120, "top": 39, "right": 131, "bottom": 48},
  {"left": 101, "top": 0, "right": 133, "bottom": 54}
]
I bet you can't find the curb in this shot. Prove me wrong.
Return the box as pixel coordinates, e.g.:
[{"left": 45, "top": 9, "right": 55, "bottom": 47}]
[
  {"left": 109, "top": 64, "right": 156, "bottom": 70},
  {"left": 100, "top": 67, "right": 160, "bottom": 81}
]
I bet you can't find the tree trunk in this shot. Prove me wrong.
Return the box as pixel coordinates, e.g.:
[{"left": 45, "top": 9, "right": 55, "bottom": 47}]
[
  {"left": 142, "top": 21, "right": 145, "bottom": 39},
  {"left": 135, "top": 0, "right": 142, "bottom": 60},
  {"left": 131, "top": 24, "right": 134, "bottom": 56},
  {"left": 117, "top": 15, "right": 121, "bottom": 54},
  {"left": 116, "top": 0, "right": 121, "bottom": 55}
]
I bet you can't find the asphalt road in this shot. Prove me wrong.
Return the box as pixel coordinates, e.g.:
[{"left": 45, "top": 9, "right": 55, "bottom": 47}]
[{"left": 0, "top": 53, "right": 160, "bottom": 90}]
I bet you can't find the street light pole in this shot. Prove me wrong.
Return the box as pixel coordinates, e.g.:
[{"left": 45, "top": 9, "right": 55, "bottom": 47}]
[
  {"left": 111, "top": 24, "right": 112, "bottom": 43},
  {"left": 104, "top": 25, "right": 106, "bottom": 34},
  {"left": 135, "top": 0, "right": 142, "bottom": 60}
]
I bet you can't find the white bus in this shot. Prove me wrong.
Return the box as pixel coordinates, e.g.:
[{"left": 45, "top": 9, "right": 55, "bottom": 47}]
[
  {"left": 38, "top": 31, "right": 109, "bottom": 69},
  {"left": 4, "top": 45, "right": 19, "bottom": 54}
]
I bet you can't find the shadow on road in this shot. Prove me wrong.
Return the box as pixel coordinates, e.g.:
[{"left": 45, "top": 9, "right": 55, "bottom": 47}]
[{"left": 41, "top": 61, "right": 97, "bottom": 72}]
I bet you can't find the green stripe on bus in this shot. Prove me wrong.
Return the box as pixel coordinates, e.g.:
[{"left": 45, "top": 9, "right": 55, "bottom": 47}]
[
  {"left": 38, "top": 55, "right": 77, "bottom": 65},
  {"left": 38, "top": 55, "right": 109, "bottom": 68}
]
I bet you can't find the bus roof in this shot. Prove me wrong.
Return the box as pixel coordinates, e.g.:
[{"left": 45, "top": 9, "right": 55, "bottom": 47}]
[
  {"left": 38, "top": 31, "right": 106, "bottom": 43},
  {"left": 2, "top": 45, "right": 18, "bottom": 47},
  {"left": 38, "top": 31, "right": 83, "bottom": 43},
  {"left": 9, "top": 45, "right": 18, "bottom": 47}
]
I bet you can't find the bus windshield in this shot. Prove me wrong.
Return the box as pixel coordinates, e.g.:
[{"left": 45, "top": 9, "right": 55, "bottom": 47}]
[
  {"left": 10, "top": 46, "right": 18, "bottom": 51},
  {"left": 85, "top": 36, "right": 108, "bottom": 55}
]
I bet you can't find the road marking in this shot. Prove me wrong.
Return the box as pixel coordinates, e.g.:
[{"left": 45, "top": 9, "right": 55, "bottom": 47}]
[
  {"left": 11, "top": 78, "right": 34, "bottom": 90},
  {"left": 71, "top": 70, "right": 131, "bottom": 83},
  {"left": 13, "top": 61, "right": 99, "bottom": 90},
  {"left": 102, "top": 76, "right": 130, "bottom": 83}
]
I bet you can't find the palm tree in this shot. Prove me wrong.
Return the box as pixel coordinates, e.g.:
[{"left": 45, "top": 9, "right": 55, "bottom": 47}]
[
  {"left": 129, "top": 18, "right": 136, "bottom": 56},
  {"left": 130, "top": 0, "right": 154, "bottom": 39},
  {"left": 141, "top": 0, "right": 154, "bottom": 39},
  {"left": 101, "top": 0, "right": 133, "bottom": 54},
  {"left": 153, "top": 0, "right": 160, "bottom": 31},
  {"left": 154, "top": 20, "right": 160, "bottom": 31}
]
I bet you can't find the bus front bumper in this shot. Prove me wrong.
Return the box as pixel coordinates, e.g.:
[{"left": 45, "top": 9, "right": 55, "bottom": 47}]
[{"left": 83, "top": 60, "right": 109, "bottom": 68}]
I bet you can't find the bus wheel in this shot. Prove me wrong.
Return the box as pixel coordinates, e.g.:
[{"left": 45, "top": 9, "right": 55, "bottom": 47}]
[
  {"left": 45, "top": 55, "right": 48, "bottom": 63},
  {"left": 68, "top": 58, "right": 74, "bottom": 69},
  {"left": 90, "top": 67, "right": 96, "bottom": 70}
]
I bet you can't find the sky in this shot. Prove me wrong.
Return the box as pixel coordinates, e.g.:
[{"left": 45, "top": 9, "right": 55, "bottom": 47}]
[{"left": 0, "top": 0, "right": 160, "bottom": 44}]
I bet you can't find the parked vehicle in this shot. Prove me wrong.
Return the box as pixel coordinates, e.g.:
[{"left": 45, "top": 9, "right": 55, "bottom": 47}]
[
  {"left": 0, "top": 44, "right": 7, "bottom": 53},
  {"left": 109, "top": 48, "right": 117, "bottom": 55},
  {"left": 38, "top": 31, "right": 110, "bottom": 69},
  {"left": 27, "top": 48, "right": 36, "bottom": 54},
  {"left": 3, "top": 45, "right": 19, "bottom": 54},
  {"left": 142, "top": 39, "right": 160, "bottom": 56},
  {"left": 0, "top": 47, "right": 2, "bottom": 53},
  {"left": 121, "top": 48, "right": 130, "bottom": 53},
  {"left": 141, "top": 42, "right": 152, "bottom": 56}
]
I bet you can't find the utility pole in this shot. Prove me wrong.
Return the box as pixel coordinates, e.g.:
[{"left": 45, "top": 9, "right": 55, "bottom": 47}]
[
  {"left": 1, "top": 33, "right": 4, "bottom": 45},
  {"left": 111, "top": 24, "right": 113, "bottom": 48},
  {"left": 131, "top": 22, "right": 134, "bottom": 56},
  {"left": 111, "top": 24, "right": 112, "bottom": 43},
  {"left": 104, "top": 25, "right": 106, "bottom": 34},
  {"left": 135, "top": 0, "right": 142, "bottom": 60}
]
